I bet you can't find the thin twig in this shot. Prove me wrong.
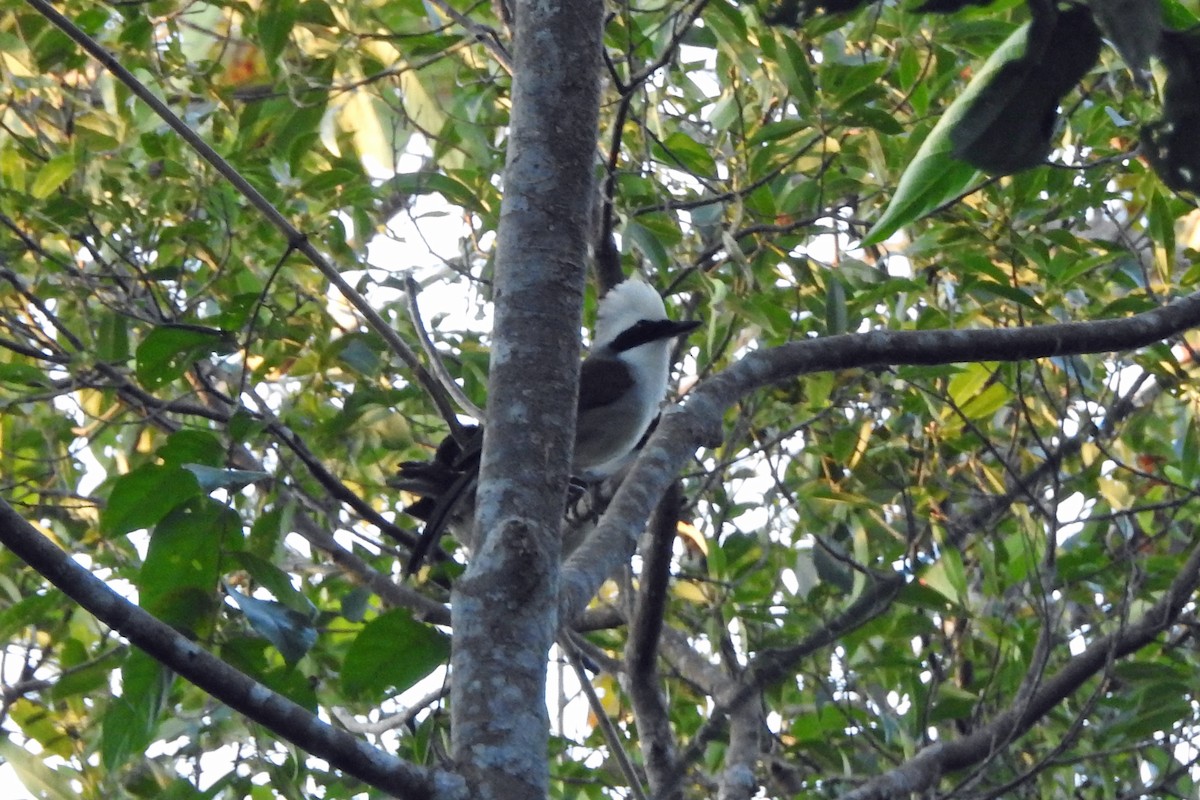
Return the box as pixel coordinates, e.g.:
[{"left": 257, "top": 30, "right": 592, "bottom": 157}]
[
  {"left": 560, "top": 638, "right": 650, "bottom": 800},
  {"left": 420, "top": 0, "right": 512, "bottom": 72},
  {"left": 405, "top": 274, "right": 483, "bottom": 431},
  {"left": 330, "top": 684, "right": 450, "bottom": 735}
]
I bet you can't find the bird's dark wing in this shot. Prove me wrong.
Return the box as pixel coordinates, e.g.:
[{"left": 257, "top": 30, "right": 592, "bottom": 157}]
[
  {"left": 392, "top": 424, "right": 483, "bottom": 576},
  {"left": 402, "top": 468, "right": 477, "bottom": 577},
  {"left": 577, "top": 356, "right": 634, "bottom": 414},
  {"left": 396, "top": 358, "right": 631, "bottom": 574},
  {"left": 445, "top": 424, "right": 484, "bottom": 470}
]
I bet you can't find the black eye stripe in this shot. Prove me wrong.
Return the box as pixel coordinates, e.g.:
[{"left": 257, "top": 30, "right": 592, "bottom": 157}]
[{"left": 608, "top": 319, "right": 698, "bottom": 352}]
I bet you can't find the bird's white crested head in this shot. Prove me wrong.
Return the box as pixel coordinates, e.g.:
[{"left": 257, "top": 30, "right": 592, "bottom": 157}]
[{"left": 593, "top": 279, "right": 668, "bottom": 349}]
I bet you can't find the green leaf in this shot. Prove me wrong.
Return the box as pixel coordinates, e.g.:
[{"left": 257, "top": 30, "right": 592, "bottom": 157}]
[
  {"left": 181, "top": 464, "right": 270, "bottom": 492},
  {"left": 626, "top": 220, "right": 671, "bottom": 271},
  {"left": 1161, "top": 0, "right": 1200, "bottom": 28},
  {"left": 49, "top": 655, "right": 112, "bottom": 701},
  {"left": 1181, "top": 416, "right": 1200, "bottom": 486},
  {"left": 749, "top": 119, "right": 809, "bottom": 145},
  {"left": 247, "top": 504, "right": 292, "bottom": 556},
  {"left": 846, "top": 106, "right": 905, "bottom": 135},
  {"left": 946, "top": 362, "right": 993, "bottom": 407},
  {"left": 866, "top": 14, "right": 1091, "bottom": 244},
  {"left": 96, "top": 313, "right": 130, "bottom": 362},
  {"left": 219, "top": 636, "right": 318, "bottom": 710},
  {"left": 1113, "top": 660, "right": 1192, "bottom": 684},
  {"left": 100, "top": 464, "right": 201, "bottom": 537},
  {"left": 1148, "top": 189, "right": 1176, "bottom": 259},
  {"left": 342, "top": 609, "right": 449, "bottom": 700},
  {"left": 963, "top": 279, "right": 1043, "bottom": 311},
  {"left": 101, "top": 650, "right": 172, "bottom": 771},
  {"left": 923, "top": 546, "right": 967, "bottom": 605},
  {"left": 812, "top": 542, "right": 854, "bottom": 594},
  {"left": 140, "top": 499, "right": 240, "bottom": 634},
  {"left": 896, "top": 580, "right": 952, "bottom": 611},
  {"left": 331, "top": 333, "right": 382, "bottom": 375},
  {"left": 392, "top": 171, "right": 482, "bottom": 212},
  {"left": 0, "top": 362, "right": 50, "bottom": 387},
  {"left": 30, "top": 153, "right": 75, "bottom": 199},
  {"left": 232, "top": 551, "right": 318, "bottom": 617},
  {"left": 229, "top": 409, "right": 269, "bottom": 442},
  {"left": 863, "top": 137, "right": 978, "bottom": 245},
  {"left": 0, "top": 145, "right": 27, "bottom": 190},
  {"left": 258, "top": 0, "right": 297, "bottom": 64},
  {"left": 959, "top": 382, "right": 1009, "bottom": 420},
  {"left": 653, "top": 131, "right": 716, "bottom": 177},
  {"left": 340, "top": 585, "right": 371, "bottom": 622},
  {"left": 158, "top": 430, "right": 226, "bottom": 467},
  {"left": 777, "top": 34, "right": 816, "bottom": 109},
  {"left": 300, "top": 166, "right": 357, "bottom": 197},
  {"left": 0, "top": 590, "right": 65, "bottom": 641},
  {"left": 135, "top": 326, "right": 237, "bottom": 390},
  {"left": 825, "top": 276, "right": 848, "bottom": 335},
  {"left": 789, "top": 705, "right": 845, "bottom": 743},
  {"left": 1113, "top": 693, "right": 1194, "bottom": 740},
  {"left": 930, "top": 685, "right": 980, "bottom": 723},
  {"left": 224, "top": 584, "right": 317, "bottom": 665},
  {"left": 0, "top": 738, "right": 78, "bottom": 800},
  {"left": 297, "top": 0, "right": 338, "bottom": 25}
]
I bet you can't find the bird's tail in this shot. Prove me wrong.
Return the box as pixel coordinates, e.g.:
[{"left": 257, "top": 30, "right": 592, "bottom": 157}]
[{"left": 390, "top": 425, "right": 482, "bottom": 576}]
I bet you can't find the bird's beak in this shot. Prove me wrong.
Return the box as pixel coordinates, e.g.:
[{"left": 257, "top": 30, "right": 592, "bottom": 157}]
[{"left": 671, "top": 319, "right": 703, "bottom": 338}]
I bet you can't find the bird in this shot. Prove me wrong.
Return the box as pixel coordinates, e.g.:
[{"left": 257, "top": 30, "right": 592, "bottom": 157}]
[{"left": 394, "top": 278, "right": 701, "bottom": 576}]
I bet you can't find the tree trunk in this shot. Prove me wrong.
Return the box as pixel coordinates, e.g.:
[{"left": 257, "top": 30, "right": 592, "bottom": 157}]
[{"left": 448, "top": 0, "right": 606, "bottom": 796}]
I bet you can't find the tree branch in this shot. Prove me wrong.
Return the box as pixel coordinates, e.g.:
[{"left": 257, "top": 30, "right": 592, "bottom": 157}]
[
  {"left": 420, "top": 0, "right": 512, "bottom": 72},
  {"left": 627, "top": 483, "right": 679, "bottom": 676},
  {"left": 447, "top": 0, "right": 605, "bottom": 793},
  {"left": 623, "top": 482, "right": 684, "bottom": 800},
  {"left": 0, "top": 497, "right": 466, "bottom": 800},
  {"left": 718, "top": 702, "right": 762, "bottom": 800}
]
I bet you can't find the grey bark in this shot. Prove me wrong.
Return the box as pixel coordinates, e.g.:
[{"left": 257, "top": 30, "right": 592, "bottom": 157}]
[
  {"left": 623, "top": 483, "right": 685, "bottom": 800},
  {"left": 447, "top": 0, "right": 606, "bottom": 796}
]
